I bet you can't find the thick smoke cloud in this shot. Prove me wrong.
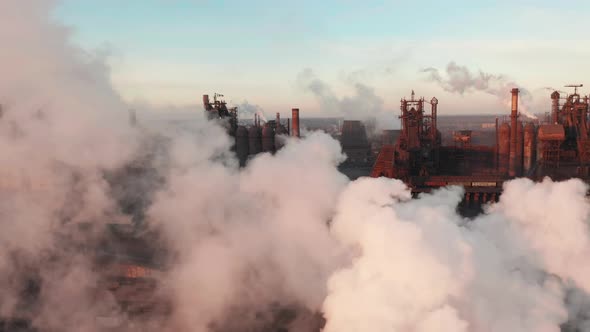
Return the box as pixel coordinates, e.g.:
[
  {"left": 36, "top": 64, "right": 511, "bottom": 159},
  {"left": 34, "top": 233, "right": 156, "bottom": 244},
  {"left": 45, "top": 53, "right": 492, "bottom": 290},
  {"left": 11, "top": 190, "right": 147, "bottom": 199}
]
[
  {"left": 421, "top": 61, "right": 537, "bottom": 118},
  {"left": 296, "top": 68, "right": 385, "bottom": 120},
  {"left": 236, "top": 100, "right": 268, "bottom": 123},
  {"left": 323, "top": 177, "right": 590, "bottom": 332},
  {"left": 147, "top": 131, "right": 349, "bottom": 330},
  {"left": 4, "top": 1, "right": 590, "bottom": 332},
  {"left": 0, "top": 0, "right": 138, "bottom": 330}
]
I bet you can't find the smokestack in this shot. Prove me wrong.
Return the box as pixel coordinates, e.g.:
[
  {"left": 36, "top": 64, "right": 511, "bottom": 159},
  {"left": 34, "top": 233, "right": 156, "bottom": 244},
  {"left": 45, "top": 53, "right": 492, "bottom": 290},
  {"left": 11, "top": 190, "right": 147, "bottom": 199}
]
[
  {"left": 430, "top": 97, "right": 438, "bottom": 139},
  {"left": 551, "top": 91, "right": 560, "bottom": 124},
  {"left": 276, "top": 112, "right": 280, "bottom": 127},
  {"left": 291, "top": 108, "right": 300, "bottom": 138},
  {"left": 509, "top": 88, "right": 519, "bottom": 177}
]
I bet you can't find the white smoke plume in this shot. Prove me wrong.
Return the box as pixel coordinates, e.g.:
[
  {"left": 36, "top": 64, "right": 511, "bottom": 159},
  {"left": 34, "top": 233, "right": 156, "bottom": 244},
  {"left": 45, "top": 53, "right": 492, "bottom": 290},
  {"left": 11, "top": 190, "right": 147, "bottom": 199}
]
[
  {"left": 323, "top": 177, "right": 590, "bottom": 332},
  {"left": 296, "top": 68, "right": 385, "bottom": 119},
  {"left": 235, "top": 101, "right": 268, "bottom": 123},
  {"left": 422, "top": 61, "right": 538, "bottom": 119}
]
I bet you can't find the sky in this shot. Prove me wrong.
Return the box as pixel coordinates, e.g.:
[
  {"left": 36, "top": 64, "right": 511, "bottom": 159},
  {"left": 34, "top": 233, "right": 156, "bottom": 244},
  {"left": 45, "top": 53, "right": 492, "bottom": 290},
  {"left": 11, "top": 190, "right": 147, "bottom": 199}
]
[{"left": 54, "top": 0, "right": 590, "bottom": 118}]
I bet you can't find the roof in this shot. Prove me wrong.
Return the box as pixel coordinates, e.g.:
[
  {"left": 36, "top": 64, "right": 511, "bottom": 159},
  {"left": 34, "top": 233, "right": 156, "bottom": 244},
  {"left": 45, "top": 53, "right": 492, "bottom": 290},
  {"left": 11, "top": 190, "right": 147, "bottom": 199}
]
[{"left": 538, "top": 124, "right": 565, "bottom": 141}]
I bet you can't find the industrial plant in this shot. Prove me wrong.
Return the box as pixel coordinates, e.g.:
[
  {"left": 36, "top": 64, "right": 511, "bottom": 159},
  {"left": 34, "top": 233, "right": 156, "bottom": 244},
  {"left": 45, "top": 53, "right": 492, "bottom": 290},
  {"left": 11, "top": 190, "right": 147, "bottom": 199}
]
[
  {"left": 370, "top": 85, "right": 590, "bottom": 206},
  {"left": 203, "top": 93, "right": 301, "bottom": 166},
  {"left": 4, "top": 87, "right": 590, "bottom": 331}
]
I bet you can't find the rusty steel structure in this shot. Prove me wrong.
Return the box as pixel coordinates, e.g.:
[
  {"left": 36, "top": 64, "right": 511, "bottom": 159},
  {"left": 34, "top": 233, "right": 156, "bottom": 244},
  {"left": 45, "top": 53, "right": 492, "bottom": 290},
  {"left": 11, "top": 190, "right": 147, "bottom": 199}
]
[
  {"left": 371, "top": 86, "right": 590, "bottom": 205},
  {"left": 534, "top": 84, "right": 590, "bottom": 178},
  {"left": 202, "top": 93, "right": 299, "bottom": 166}
]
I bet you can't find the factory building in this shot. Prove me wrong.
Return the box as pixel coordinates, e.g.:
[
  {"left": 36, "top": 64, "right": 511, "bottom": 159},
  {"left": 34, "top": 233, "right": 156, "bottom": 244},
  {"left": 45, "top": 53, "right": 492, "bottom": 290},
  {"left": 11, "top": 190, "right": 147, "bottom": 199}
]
[
  {"left": 203, "top": 94, "right": 300, "bottom": 166},
  {"left": 371, "top": 85, "right": 590, "bottom": 205},
  {"left": 339, "top": 120, "right": 372, "bottom": 164}
]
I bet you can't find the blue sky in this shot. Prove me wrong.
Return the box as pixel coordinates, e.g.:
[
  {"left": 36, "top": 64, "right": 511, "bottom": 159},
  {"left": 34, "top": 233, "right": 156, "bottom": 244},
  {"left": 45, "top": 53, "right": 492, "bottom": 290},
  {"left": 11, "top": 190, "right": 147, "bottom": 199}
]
[{"left": 55, "top": 0, "right": 590, "bottom": 116}]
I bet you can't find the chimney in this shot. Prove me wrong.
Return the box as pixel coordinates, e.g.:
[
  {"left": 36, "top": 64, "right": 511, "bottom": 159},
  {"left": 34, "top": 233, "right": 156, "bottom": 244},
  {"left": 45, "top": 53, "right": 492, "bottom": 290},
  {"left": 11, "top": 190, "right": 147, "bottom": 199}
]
[
  {"left": 551, "top": 91, "right": 560, "bottom": 124},
  {"left": 509, "top": 88, "right": 519, "bottom": 176},
  {"left": 291, "top": 108, "right": 300, "bottom": 138},
  {"left": 430, "top": 97, "right": 438, "bottom": 139},
  {"left": 276, "top": 112, "right": 280, "bottom": 127}
]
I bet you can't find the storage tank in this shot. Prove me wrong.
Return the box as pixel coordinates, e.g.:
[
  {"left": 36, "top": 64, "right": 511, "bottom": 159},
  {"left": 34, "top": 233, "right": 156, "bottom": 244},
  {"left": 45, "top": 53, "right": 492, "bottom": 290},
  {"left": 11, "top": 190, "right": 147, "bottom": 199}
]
[
  {"left": 248, "top": 126, "right": 262, "bottom": 155},
  {"left": 236, "top": 126, "right": 249, "bottom": 166},
  {"left": 274, "top": 124, "right": 288, "bottom": 150},
  {"left": 523, "top": 123, "right": 536, "bottom": 173},
  {"left": 516, "top": 121, "right": 524, "bottom": 172},
  {"left": 261, "top": 124, "right": 275, "bottom": 153},
  {"left": 498, "top": 123, "right": 511, "bottom": 174}
]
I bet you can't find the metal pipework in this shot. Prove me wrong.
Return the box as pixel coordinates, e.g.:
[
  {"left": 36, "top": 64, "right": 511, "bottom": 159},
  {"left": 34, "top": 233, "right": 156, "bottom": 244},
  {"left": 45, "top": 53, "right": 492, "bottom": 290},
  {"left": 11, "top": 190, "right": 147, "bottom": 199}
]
[
  {"left": 431, "top": 97, "right": 438, "bottom": 138},
  {"left": 509, "top": 88, "right": 519, "bottom": 177},
  {"left": 551, "top": 91, "right": 560, "bottom": 124}
]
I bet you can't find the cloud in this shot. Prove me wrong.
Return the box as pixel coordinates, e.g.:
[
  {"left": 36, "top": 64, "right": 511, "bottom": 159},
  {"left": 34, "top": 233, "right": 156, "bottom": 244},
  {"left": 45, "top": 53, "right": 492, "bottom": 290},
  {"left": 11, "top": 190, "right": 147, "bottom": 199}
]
[{"left": 421, "top": 61, "right": 537, "bottom": 118}]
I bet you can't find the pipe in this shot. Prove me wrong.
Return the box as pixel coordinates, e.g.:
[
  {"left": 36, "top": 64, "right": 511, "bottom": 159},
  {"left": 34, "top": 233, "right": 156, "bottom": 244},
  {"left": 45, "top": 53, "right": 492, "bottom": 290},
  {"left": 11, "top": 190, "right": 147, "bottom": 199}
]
[
  {"left": 291, "top": 108, "right": 300, "bottom": 138},
  {"left": 431, "top": 97, "right": 438, "bottom": 140},
  {"left": 509, "top": 88, "right": 519, "bottom": 176},
  {"left": 551, "top": 91, "right": 560, "bottom": 124}
]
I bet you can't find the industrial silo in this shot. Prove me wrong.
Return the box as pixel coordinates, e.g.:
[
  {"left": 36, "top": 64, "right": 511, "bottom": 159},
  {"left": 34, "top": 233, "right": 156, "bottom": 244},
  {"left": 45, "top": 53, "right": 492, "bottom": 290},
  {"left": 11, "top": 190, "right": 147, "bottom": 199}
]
[
  {"left": 262, "top": 124, "right": 275, "bottom": 153},
  {"left": 274, "top": 122, "right": 288, "bottom": 150},
  {"left": 235, "top": 126, "right": 249, "bottom": 166},
  {"left": 248, "top": 126, "right": 262, "bottom": 155},
  {"left": 516, "top": 121, "right": 524, "bottom": 174},
  {"left": 523, "top": 123, "right": 536, "bottom": 173},
  {"left": 498, "top": 123, "right": 510, "bottom": 175}
]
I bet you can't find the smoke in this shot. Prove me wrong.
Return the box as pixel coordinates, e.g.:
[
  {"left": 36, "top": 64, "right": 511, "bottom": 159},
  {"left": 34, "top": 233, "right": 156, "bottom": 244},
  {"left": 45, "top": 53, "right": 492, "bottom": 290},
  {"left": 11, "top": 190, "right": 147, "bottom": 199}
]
[
  {"left": 235, "top": 101, "right": 268, "bottom": 123},
  {"left": 146, "top": 131, "right": 349, "bottom": 330},
  {"left": 296, "top": 68, "right": 385, "bottom": 120},
  {"left": 0, "top": 0, "right": 140, "bottom": 330},
  {"left": 323, "top": 177, "right": 590, "bottom": 332},
  {"left": 5, "top": 1, "right": 590, "bottom": 332},
  {"left": 422, "top": 62, "right": 538, "bottom": 119}
]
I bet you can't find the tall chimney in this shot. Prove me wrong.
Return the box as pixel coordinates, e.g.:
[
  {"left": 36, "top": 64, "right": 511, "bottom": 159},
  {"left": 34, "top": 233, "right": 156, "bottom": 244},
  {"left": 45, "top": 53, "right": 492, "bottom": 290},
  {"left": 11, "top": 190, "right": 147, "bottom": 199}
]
[
  {"left": 430, "top": 97, "right": 438, "bottom": 139},
  {"left": 509, "top": 88, "right": 519, "bottom": 176},
  {"left": 276, "top": 112, "right": 280, "bottom": 127},
  {"left": 551, "top": 91, "right": 560, "bottom": 124},
  {"left": 291, "top": 108, "right": 300, "bottom": 138}
]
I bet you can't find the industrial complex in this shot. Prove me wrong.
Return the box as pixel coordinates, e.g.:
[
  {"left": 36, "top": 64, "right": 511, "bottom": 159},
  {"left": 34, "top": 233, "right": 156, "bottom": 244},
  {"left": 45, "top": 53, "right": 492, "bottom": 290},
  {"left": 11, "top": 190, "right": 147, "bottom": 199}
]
[
  {"left": 370, "top": 86, "right": 590, "bottom": 206},
  {"left": 4, "top": 86, "right": 590, "bottom": 331}
]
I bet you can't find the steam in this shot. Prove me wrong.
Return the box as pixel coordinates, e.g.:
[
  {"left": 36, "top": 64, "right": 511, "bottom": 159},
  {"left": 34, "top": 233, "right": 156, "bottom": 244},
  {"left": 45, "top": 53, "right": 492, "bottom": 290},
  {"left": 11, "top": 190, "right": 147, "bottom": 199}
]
[
  {"left": 236, "top": 101, "right": 268, "bottom": 123},
  {"left": 323, "top": 177, "right": 590, "bottom": 332},
  {"left": 296, "top": 68, "right": 385, "bottom": 119},
  {"left": 422, "top": 62, "right": 538, "bottom": 119}
]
